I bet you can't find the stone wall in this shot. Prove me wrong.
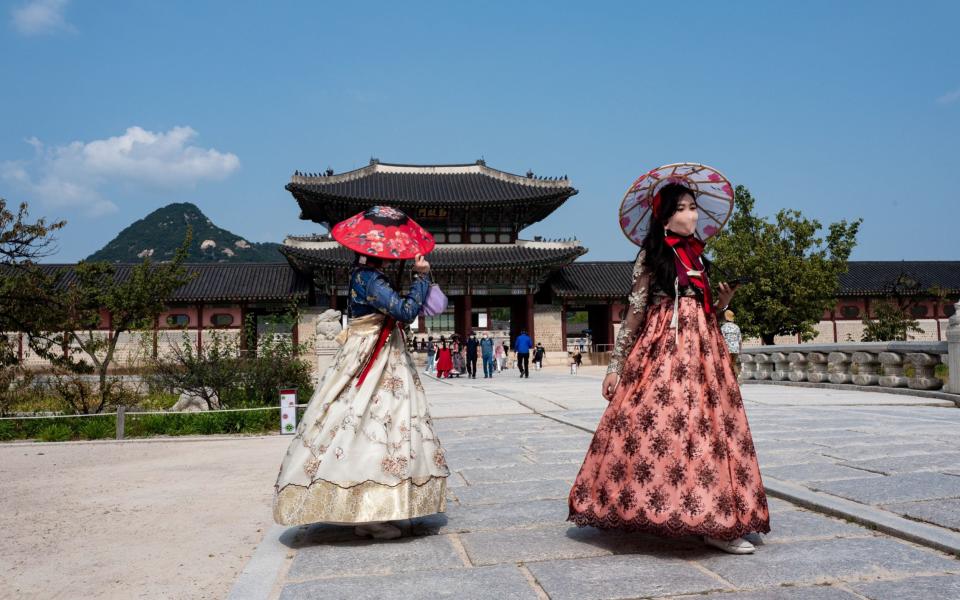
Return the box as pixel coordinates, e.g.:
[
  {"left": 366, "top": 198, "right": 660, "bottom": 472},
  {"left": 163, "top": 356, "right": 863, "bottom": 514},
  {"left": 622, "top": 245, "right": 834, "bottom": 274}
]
[{"left": 534, "top": 304, "right": 564, "bottom": 352}]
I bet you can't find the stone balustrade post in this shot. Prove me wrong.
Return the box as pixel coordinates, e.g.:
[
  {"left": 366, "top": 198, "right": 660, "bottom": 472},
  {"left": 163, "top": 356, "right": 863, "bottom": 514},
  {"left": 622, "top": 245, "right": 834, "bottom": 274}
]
[
  {"left": 806, "top": 352, "right": 829, "bottom": 383},
  {"left": 828, "top": 351, "right": 852, "bottom": 384},
  {"left": 851, "top": 351, "right": 880, "bottom": 386},
  {"left": 770, "top": 352, "right": 789, "bottom": 381},
  {"left": 787, "top": 352, "right": 808, "bottom": 382},
  {"left": 878, "top": 352, "right": 908, "bottom": 388},
  {"left": 906, "top": 352, "right": 943, "bottom": 390},
  {"left": 753, "top": 353, "right": 772, "bottom": 380},
  {"left": 948, "top": 302, "right": 960, "bottom": 394},
  {"left": 738, "top": 354, "right": 755, "bottom": 380}
]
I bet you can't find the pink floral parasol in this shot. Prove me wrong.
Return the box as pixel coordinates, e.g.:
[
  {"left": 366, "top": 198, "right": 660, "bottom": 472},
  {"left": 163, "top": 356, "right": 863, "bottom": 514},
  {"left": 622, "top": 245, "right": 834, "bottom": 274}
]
[{"left": 618, "top": 163, "right": 735, "bottom": 246}]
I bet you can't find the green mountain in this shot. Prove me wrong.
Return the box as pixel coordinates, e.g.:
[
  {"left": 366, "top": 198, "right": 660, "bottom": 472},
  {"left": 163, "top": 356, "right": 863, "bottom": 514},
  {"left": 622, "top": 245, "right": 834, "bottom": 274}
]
[{"left": 86, "top": 202, "right": 285, "bottom": 263}]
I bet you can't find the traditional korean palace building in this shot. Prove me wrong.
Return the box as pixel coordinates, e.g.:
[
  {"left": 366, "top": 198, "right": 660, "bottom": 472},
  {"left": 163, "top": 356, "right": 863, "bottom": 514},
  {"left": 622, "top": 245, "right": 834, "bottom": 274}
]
[{"left": 9, "top": 159, "right": 960, "bottom": 374}]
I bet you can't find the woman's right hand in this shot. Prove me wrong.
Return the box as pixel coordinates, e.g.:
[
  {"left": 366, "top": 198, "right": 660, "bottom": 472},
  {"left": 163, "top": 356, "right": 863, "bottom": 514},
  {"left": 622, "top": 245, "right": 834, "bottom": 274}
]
[
  {"left": 601, "top": 372, "right": 619, "bottom": 402},
  {"left": 413, "top": 254, "right": 430, "bottom": 273}
]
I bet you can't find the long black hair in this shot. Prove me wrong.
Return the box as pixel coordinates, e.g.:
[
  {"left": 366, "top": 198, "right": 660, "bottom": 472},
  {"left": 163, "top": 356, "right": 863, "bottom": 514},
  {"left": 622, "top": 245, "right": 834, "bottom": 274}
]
[{"left": 640, "top": 183, "right": 712, "bottom": 296}]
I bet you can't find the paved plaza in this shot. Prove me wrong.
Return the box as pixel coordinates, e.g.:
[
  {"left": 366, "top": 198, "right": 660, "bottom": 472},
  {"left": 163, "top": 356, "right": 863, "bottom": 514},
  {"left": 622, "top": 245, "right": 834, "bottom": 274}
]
[
  {"left": 4, "top": 367, "right": 960, "bottom": 599},
  {"left": 236, "top": 367, "right": 960, "bottom": 599}
]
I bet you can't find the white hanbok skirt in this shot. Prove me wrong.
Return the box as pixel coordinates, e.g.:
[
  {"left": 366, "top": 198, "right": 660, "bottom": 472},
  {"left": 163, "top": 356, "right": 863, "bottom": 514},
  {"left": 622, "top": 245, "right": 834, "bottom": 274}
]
[{"left": 273, "top": 313, "right": 449, "bottom": 525}]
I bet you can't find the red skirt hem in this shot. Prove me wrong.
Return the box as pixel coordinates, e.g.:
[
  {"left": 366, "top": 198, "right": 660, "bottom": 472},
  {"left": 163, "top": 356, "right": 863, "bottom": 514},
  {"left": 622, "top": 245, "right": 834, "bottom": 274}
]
[{"left": 567, "top": 507, "right": 771, "bottom": 541}]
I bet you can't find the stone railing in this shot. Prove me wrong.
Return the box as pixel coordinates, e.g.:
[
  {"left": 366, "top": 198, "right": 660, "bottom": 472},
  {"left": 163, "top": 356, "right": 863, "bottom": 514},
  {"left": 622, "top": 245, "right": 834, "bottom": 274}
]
[
  {"left": 739, "top": 341, "right": 949, "bottom": 391},
  {"left": 738, "top": 301, "right": 960, "bottom": 394}
]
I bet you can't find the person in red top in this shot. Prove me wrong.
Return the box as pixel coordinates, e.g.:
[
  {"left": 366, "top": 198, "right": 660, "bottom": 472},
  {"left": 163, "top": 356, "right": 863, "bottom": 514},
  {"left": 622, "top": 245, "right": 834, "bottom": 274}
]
[{"left": 435, "top": 342, "right": 453, "bottom": 378}]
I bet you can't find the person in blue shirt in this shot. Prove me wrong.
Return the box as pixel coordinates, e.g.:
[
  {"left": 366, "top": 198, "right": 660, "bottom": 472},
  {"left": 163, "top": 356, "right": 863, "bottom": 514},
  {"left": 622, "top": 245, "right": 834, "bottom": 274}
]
[
  {"left": 479, "top": 332, "right": 495, "bottom": 378},
  {"left": 514, "top": 329, "right": 533, "bottom": 378}
]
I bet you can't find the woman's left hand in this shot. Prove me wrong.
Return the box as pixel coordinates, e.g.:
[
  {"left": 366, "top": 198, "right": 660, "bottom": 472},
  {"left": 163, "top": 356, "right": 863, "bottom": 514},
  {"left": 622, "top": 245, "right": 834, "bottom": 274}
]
[{"left": 716, "top": 282, "right": 736, "bottom": 310}]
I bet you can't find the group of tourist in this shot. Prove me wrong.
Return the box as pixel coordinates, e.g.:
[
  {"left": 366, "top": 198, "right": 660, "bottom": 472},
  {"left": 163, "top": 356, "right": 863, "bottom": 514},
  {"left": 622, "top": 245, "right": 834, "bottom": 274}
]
[
  {"left": 274, "top": 162, "right": 770, "bottom": 556},
  {"left": 410, "top": 331, "right": 546, "bottom": 379}
]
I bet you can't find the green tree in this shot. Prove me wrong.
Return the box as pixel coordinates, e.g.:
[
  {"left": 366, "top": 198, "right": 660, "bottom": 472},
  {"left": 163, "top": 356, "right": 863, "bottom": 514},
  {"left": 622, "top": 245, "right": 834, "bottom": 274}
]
[
  {"left": 30, "top": 231, "right": 196, "bottom": 413},
  {"left": 0, "top": 199, "right": 66, "bottom": 367},
  {"left": 861, "top": 301, "right": 924, "bottom": 341},
  {"left": 708, "top": 186, "right": 862, "bottom": 345},
  {"left": 861, "top": 272, "right": 925, "bottom": 341}
]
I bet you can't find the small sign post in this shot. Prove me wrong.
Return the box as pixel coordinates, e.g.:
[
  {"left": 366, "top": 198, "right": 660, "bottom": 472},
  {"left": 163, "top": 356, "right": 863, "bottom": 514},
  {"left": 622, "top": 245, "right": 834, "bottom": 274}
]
[{"left": 279, "top": 388, "right": 297, "bottom": 434}]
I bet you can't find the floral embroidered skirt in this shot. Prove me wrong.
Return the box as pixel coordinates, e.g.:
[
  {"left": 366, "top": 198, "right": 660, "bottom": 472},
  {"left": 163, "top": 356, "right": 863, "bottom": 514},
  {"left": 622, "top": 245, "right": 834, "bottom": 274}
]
[
  {"left": 273, "top": 313, "right": 449, "bottom": 525},
  {"left": 568, "top": 296, "right": 771, "bottom": 540}
]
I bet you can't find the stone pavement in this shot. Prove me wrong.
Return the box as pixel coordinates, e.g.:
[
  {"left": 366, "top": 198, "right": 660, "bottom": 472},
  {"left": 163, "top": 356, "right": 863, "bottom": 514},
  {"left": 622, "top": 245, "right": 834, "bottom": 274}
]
[{"left": 233, "top": 367, "right": 960, "bottom": 599}]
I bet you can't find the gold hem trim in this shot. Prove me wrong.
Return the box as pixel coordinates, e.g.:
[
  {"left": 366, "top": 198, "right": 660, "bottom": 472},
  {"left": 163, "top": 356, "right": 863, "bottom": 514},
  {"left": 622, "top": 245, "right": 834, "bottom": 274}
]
[{"left": 273, "top": 476, "right": 447, "bottom": 525}]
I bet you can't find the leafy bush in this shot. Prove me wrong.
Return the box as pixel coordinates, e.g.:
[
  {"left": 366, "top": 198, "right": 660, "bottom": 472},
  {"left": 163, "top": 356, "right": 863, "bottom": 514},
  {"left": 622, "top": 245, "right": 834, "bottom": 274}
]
[
  {"left": 80, "top": 418, "right": 115, "bottom": 440},
  {"left": 38, "top": 423, "right": 73, "bottom": 442}
]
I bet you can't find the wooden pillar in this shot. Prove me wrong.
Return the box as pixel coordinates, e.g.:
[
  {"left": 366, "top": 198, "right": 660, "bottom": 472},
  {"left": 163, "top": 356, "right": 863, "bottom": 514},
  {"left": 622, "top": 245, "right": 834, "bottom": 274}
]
[
  {"left": 607, "top": 303, "right": 615, "bottom": 351},
  {"left": 239, "top": 303, "right": 248, "bottom": 353},
  {"left": 152, "top": 315, "right": 159, "bottom": 358},
  {"left": 561, "top": 302, "right": 568, "bottom": 352},
  {"left": 461, "top": 293, "right": 473, "bottom": 338},
  {"left": 292, "top": 313, "right": 299, "bottom": 355},
  {"left": 525, "top": 292, "right": 535, "bottom": 342},
  {"left": 196, "top": 303, "right": 203, "bottom": 354}
]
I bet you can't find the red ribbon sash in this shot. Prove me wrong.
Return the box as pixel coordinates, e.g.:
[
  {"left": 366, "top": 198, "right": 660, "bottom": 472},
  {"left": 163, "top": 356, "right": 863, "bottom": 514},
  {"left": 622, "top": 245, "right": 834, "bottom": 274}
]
[{"left": 355, "top": 317, "right": 397, "bottom": 388}]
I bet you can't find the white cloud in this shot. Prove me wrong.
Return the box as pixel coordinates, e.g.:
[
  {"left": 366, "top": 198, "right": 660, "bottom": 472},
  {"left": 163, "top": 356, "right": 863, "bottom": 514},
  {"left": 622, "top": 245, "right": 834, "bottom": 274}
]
[
  {"left": 11, "top": 0, "right": 74, "bottom": 35},
  {"left": 1, "top": 126, "right": 240, "bottom": 216},
  {"left": 936, "top": 88, "right": 960, "bottom": 105}
]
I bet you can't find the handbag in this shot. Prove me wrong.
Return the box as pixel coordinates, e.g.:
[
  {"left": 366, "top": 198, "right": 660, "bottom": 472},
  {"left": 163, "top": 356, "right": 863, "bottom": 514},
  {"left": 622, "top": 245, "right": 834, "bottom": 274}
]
[{"left": 420, "top": 283, "right": 448, "bottom": 316}]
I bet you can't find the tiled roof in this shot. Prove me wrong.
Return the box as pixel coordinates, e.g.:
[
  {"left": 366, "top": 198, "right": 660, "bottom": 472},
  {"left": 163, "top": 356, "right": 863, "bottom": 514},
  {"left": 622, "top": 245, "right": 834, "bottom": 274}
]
[
  {"left": 27, "top": 263, "right": 310, "bottom": 303},
  {"left": 549, "top": 261, "right": 634, "bottom": 298},
  {"left": 550, "top": 260, "right": 960, "bottom": 299},
  {"left": 837, "top": 261, "right": 960, "bottom": 296},
  {"left": 287, "top": 160, "right": 575, "bottom": 205},
  {"left": 281, "top": 242, "right": 587, "bottom": 271}
]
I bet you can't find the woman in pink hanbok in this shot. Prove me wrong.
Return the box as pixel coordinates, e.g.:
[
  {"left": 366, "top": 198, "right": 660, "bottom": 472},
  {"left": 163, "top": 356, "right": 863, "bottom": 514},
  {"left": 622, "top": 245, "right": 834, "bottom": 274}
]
[{"left": 568, "top": 164, "right": 770, "bottom": 554}]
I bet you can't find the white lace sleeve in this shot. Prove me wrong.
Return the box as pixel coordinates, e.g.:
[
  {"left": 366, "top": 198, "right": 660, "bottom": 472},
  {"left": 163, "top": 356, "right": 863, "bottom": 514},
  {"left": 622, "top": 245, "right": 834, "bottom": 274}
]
[{"left": 607, "top": 250, "right": 650, "bottom": 375}]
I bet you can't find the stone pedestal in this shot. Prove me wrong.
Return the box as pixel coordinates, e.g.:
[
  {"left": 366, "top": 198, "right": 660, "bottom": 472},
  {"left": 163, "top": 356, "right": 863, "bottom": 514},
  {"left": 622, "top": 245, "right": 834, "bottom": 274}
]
[
  {"left": 828, "top": 351, "right": 852, "bottom": 384},
  {"left": 878, "top": 351, "right": 908, "bottom": 388},
  {"left": 787, "top": 352, "right": 808, "bottom": 382},
  {"left": 947, "top": 302, "right": 960, "bottom": 394},
  {"left": 851, "top": 351, "right": 880, "bottom": 386},
  {"left": 311, "top": 308, "right": 343, "bottom": 382},
  {"left": 738, "top": 354, "right": 755, "bottom": 380},
  {"left": 906, "top": 352, "right": 943, "bottom": 390},
  {"left": 752, "top": 353, "right": 772, "bottom": 380},
  {"left": 806, "top": 352, "right": 829, "bottom": 383},
  {"left": 770, "top": 352, "right": 789, "bottom": 381}
]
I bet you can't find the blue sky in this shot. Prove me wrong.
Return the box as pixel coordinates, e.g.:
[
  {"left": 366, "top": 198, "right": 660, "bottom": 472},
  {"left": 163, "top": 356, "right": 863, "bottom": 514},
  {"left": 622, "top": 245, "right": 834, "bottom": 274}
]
[{"left": 2, "top": 0, "right": 958, "bottom": 262}]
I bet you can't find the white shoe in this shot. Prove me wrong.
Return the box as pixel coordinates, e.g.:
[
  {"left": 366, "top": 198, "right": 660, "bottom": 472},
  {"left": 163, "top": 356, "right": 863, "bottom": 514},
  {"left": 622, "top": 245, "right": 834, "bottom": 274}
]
[
  {"left": 704, "top": 536, "right": 755, "bottom": 554},
  {"left": 354, "top": 522, "right": 402, "bottom": 540}
]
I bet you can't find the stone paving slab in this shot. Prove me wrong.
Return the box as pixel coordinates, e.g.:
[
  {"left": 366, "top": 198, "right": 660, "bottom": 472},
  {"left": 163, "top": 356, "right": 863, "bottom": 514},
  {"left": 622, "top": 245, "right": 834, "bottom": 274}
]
[
  {"left": 808, "top": 472, "right": 960, "bottom": 505},
  {"left": 840, "top": 452, "right": 960, "bottom": 475},
  {"left": 882, "top": 498, "right": 960, "bottom": 532},
  {"left": 527, "top": 554, "right": 730, "bottom": 600},
  {"left": 849, "top": 574, "right": 960, "bottom": 599},
  {"left": 285, "top": 534, "right": 464, "bottom": 580},
  {"left": 695, "top": 536, "right": 960, "bottom": 588},
  {"left": 278, "top": 564, "right": 540, "bottom": 600},
  {"left": 426, "top": 498, "right": 569, "bottom": 533},
  {"left": 669, "top": 587, "right": 860, "bottom": 599},
  {"left": 761, "top": 461, "right": 884, "bottom": 483},
  {"left": 460, "top": 461, "right": 581, "bottom": 484},
  {"left": 449, "top": 477, "right": 573, "bottom": 506}
]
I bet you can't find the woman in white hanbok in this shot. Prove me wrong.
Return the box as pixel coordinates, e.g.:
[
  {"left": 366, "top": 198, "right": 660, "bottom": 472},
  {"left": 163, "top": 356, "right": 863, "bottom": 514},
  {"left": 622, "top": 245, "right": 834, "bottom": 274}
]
[{"left": 273, "top": 206, "right": 448, "bottom": 540}]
